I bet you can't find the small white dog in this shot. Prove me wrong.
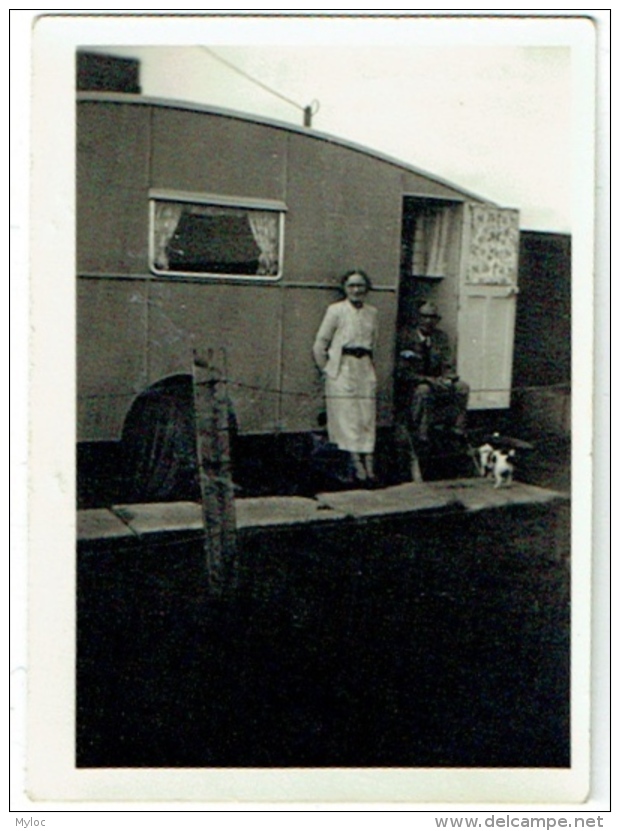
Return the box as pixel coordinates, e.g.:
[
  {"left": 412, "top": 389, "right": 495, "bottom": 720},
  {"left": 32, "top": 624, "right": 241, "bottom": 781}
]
[
  {"left": 477, "top": 443, "right": 495, "bottom": 477},
  {"left": 489, "top": 448, "right": 516, "bottom": 488},
  {"left": 476, "top": 442, "right": 516, "bottom": 488}
]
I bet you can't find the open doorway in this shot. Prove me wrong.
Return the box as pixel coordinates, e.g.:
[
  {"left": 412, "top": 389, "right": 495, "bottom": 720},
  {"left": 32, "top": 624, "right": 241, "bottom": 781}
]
[
  {"left": 398, "top": 195, "right": 520, "bottom": 412},
  {"left": 397, "top": 196, "right": 463, "bottom": 355}
]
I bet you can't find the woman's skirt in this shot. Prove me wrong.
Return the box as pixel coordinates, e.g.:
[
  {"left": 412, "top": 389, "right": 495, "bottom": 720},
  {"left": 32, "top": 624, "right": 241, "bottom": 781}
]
[{"left": 325, "top": 355, "right": 377, "bottom": 453}]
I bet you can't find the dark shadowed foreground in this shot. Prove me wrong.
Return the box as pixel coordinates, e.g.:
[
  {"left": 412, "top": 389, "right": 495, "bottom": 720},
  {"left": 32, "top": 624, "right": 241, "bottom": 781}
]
[{"left": 77, "top": 486, "right": 569, "bottom": 769}]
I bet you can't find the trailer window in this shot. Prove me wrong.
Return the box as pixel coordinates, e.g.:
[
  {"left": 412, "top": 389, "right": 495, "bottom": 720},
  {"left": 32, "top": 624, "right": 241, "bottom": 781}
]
[{"left": 150, "top": 197, "right": 284, "bottom": 279}]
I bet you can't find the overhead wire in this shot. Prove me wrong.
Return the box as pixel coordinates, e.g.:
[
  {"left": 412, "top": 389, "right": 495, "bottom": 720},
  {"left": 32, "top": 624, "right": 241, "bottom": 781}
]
[{"left": 199, "top": 46, "right": 309, "bottom": 116}]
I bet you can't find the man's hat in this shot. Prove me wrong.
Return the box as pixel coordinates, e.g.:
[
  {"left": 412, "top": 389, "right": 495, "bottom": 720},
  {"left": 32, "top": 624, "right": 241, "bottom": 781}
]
[{"left": 418, "top": 301, "right": 441, "bottom": 319}]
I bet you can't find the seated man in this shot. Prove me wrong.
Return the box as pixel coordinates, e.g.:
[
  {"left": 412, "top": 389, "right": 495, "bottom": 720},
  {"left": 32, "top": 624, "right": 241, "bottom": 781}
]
[{"left": 395, "top": 301, "right": 470, "bottom": 444}]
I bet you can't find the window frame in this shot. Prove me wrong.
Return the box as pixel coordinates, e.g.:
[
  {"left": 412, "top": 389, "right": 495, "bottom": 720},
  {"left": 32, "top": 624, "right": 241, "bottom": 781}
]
[{"left": 148, "top": 189, "right": 287, "bottom": 282}]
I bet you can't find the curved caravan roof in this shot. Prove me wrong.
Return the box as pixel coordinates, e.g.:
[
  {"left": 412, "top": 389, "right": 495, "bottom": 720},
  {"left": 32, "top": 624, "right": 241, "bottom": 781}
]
[{"left": 77, "top": 91, "right": 493, "bottom": 206}]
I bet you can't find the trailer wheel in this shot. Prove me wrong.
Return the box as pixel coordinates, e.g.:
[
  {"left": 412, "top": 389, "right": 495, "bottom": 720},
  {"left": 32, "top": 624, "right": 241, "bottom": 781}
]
[{"left": 118, "top": 374, "right": 200, "bottom": 503}]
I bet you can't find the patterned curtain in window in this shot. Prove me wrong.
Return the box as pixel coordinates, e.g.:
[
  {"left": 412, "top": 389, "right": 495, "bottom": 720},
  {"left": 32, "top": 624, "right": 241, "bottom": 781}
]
[
  {"left": 153, "top": 202, "right": 184, "bottom": 270},
  {"left": 248, "top": 211, "right": 279, "bottom": 275}
]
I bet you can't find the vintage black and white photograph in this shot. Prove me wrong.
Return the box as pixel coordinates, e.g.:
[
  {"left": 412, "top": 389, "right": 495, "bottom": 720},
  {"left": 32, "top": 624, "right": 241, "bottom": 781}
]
[{"left": 22, "top": 12, "right": 601, "bottom": 806}]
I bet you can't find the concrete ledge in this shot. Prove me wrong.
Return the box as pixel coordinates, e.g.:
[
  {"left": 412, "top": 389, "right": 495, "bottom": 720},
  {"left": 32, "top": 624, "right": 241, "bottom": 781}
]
[
  {"left": 235, "top": 496, "right": 346, "bottom": 530},
  {"left": 317, "top": 478, "right": 568, "bottom": 519},
  {"left": 77, "top": 508, "right": 137, "bottom": 541},
  {"left": 422, "top": 478, "right": 568, "bottom": 512},
  {"left": 316, "top": 482, "right": 456, "bottom": 518},
  {"left": 78, "top": 480, "right": 569, "bottom": 543},
  {"left": 111, "top": 502, "right": 203, "bottom": 536}
]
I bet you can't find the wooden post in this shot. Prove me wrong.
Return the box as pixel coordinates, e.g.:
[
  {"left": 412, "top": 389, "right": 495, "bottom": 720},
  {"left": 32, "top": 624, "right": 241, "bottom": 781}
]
[
  {"left": 395, "top": 420, "right": 423, "bottom": 483},
  {"left": 192, "top": 348, "right": 237, "bottom": 595},
  {"left": 410, "top": 445, "right": 423, "bottom": 484}
]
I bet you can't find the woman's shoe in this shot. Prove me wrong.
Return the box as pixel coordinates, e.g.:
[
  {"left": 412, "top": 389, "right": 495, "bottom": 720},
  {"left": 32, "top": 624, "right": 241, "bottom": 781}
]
[{"left": 350, "top": 453, "right": 368, "bottom": 482}]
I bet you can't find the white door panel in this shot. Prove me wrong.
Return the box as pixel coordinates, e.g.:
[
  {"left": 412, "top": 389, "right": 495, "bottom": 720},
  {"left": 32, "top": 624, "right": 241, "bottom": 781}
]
[
  {"left": 458, "top": 287, "right": 517, "bottom": 409},
  {"left": 457, "top": 204, "right": 519, "bottom": 410}
]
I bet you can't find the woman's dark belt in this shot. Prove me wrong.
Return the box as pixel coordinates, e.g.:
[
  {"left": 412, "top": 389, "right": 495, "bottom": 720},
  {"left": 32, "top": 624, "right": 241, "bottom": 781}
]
[{"left": 342, "top": 346, "right": 373, "bottom": 359}]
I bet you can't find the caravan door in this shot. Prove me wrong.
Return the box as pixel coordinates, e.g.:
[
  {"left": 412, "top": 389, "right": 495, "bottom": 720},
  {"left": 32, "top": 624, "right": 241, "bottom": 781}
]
[{"left": 457, "top": 204, "right": 520, "bottom": 410}]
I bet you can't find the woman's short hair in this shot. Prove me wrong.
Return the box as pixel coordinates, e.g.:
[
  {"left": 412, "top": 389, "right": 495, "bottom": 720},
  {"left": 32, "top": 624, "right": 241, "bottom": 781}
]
[{"left": 340, "top": 269, "right": 373, "bottom": 291}]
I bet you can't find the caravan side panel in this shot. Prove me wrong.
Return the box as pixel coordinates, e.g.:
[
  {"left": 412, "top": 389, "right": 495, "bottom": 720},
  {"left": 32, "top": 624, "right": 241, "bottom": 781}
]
[
  {"left": 284, "top": 135, "right": 403, "bottom": 285},
  {"left": 77, "top": 103, "right": 152, "bottom": 440},
  {"left": 146, "top": 281, "right": 281, "bottom": 433},
  {"left": 77, "top": 102, "right": 151, "bottom": 274},
  {"left": 150, "top": 107, "right": 288, "bottom": 201}
]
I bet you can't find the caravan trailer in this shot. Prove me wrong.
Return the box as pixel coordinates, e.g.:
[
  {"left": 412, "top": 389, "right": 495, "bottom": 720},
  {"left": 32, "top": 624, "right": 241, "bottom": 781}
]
[{"left": 76, "top": 93, "right": 520, "bottom": 503}]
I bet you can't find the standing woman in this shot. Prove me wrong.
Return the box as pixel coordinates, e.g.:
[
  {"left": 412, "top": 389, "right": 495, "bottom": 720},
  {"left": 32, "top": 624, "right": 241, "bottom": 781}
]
[{"left": 313, "top": 270, "right": 379, "bottom": 484}]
